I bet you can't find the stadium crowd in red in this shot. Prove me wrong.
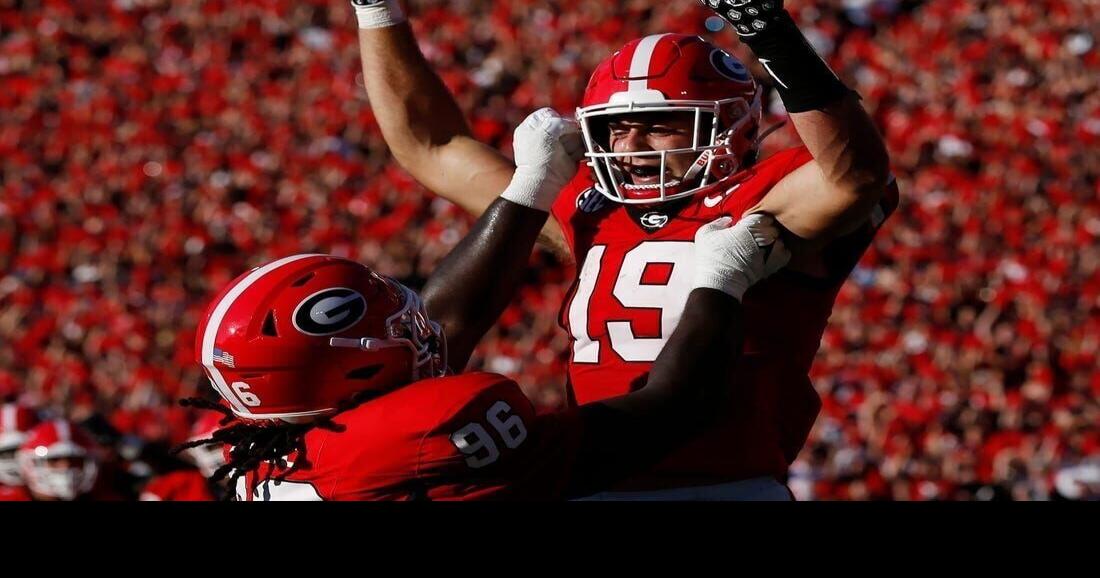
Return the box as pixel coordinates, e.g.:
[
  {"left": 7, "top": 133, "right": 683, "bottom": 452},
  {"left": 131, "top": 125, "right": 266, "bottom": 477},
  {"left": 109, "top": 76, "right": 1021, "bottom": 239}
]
[{"left": 0, "top": 0, "right": 1096, "bottom": 499}]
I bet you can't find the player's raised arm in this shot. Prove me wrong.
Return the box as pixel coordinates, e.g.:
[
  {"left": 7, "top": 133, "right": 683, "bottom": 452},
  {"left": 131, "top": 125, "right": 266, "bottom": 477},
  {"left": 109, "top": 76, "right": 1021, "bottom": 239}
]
[
  {"left": 348, "top": 1, "right": 571, "bottom": 258},
  {"left": 564, "top": 214, "right": 790, "bottom": 497},
  {"left": 421, "top": 109, "right": 583, "bottom": 372},
  {"left": 704, "top": 0, "right": 892, "bottom": 246}
]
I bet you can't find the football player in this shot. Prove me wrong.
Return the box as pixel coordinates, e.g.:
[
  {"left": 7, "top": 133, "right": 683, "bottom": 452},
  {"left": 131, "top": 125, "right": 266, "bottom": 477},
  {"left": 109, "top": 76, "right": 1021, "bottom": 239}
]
[
  {"left": 181, "top": 108, "right": 790, "bottom": 500},
  {"left": 15, "top": 419, "right": 106, "bottom": 501},
  {"left": 0, "top": 402, "right": 39, "bottom": 501},
  {"left": 349, "top": 0, "right": 899, "bottom": 498}
]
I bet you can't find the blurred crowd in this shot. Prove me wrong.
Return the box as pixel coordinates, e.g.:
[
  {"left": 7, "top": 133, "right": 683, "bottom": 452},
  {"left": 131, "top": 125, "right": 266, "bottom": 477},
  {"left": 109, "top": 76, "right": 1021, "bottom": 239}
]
[{"left": 0, "top": 0, "right": 1096, "bottom": 500}]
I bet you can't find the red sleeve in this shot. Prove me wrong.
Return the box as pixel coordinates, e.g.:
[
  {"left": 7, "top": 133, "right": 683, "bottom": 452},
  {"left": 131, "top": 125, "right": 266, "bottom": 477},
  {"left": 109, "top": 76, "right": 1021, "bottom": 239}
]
[
  {"left": 314, "top": 373, "right": 533, "bottom": 501},
  {"left": 419, "top": 373, "right": 583, "bottom": 500},
  {"left": 721, "top": 146, "right": 814, "bottom": 218}
]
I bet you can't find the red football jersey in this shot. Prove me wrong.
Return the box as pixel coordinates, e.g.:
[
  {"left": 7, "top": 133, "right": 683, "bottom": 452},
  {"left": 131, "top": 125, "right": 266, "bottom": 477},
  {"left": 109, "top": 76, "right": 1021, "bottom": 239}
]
[
  {"left": 141, "top": 470, "right": 217, "bottom": 501},
  {"left": 234, "top": 372, "right": 582, "bottom": 501},
  {"left": 552, "top": 146, "right": 898, "bottom": 489}
]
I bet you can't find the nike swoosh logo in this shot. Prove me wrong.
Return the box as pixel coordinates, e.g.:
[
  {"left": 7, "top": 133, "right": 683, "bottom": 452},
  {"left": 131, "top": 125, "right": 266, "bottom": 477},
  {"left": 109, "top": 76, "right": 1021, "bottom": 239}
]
[
  {"left": 703, "top": 183, "right": 741, "bottom": 208},
  {"left": 758, "top": 58, "right": 790, "bottom": 89}
]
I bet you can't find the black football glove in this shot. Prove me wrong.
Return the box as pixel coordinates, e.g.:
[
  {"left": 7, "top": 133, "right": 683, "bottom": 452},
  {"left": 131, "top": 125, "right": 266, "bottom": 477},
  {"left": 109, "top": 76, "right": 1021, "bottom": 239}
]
[{"left": 701, "top": 0, "right": 786, "bottom": 38}]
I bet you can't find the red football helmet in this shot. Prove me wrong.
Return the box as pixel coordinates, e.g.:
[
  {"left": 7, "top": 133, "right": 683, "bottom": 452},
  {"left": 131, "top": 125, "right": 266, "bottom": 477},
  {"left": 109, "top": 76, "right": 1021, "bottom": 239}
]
[
  {"left": 577, "top": 33, "right": 761, "bottom": 204},
  {"left": 0, "top": 403, "right": 40, "bottom": 486},
  {"left": 16, "top": 420, "right": 99, "bottom": 500},
  {"left": 195, "top": 254, "right": 447, "bottom": 423}
]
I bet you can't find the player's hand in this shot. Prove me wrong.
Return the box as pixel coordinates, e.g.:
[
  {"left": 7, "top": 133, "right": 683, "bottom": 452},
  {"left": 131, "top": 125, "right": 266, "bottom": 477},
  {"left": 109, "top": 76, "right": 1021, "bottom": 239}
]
[
  {"left": 700, "top": 0, "right": 785, "bottom": 38},
  {"left": 500, "top": 107, "right": 584, "bottom": 212},
  {"left": 692, "top": 212, "right": 790, "bottom": 300}
]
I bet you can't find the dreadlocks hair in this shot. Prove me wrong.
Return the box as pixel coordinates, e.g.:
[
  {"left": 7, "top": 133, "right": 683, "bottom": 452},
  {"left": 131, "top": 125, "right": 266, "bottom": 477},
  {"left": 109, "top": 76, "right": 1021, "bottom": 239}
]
[{"left": 172, "top": 393, "right": 378, "bottom": 501}]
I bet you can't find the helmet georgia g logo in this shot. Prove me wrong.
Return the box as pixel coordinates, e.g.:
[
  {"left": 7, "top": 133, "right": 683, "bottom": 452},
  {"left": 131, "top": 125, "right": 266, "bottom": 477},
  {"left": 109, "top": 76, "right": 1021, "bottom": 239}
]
[
  {"left": 709, "top": 49, "right": 751, "bottom": 82},
  {"left": 292, "top": 287, "right": 368, "bottom": 336}
]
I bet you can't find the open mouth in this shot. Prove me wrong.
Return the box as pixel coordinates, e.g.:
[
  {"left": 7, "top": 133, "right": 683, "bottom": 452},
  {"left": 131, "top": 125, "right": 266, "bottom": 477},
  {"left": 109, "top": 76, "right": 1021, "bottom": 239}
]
[
  {"left": 620, "top": 164, "right": 681, "bottom": 190},
  {"left": 626, "top": 164, "right": 661, "bottom": 179}
]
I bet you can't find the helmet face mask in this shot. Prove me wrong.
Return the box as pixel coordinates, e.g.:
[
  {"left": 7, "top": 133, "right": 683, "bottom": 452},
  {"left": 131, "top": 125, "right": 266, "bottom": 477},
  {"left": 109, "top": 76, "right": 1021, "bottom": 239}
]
[
  {"left": 375, "top": 278, "right": 446, "bottom": 382},
  {"left": 21, "top": 455, "right": 98, "bottom": 500},
  {"left": 0, "top": 444, "right": 22, "bottom": 486},
  {"left": 329, "top": 279, "right": 448, "bottom": 381},
  {"left": 0, "top": 403, "right": 40, "bottom": 487},
  {"left": 577, "top": 34, "right": 762, "bottom": 205},
  {"left": 578, "top": 97, "right": 757, "bottom": 204},
  {"left": 16, "top": 420, "right": 99, "bottom": 500}
]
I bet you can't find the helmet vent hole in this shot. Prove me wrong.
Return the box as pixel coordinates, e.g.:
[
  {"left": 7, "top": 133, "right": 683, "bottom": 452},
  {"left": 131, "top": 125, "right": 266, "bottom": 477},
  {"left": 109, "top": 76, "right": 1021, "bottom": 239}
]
[
  {"left": 345, "top": 365, "right": 382, "bottom": 381},
  {"left": 262, "top": 311, "right": 278, "bottom": 337},
  {"left": 291, "top": 273, "right": 315, "bottom": 287}
]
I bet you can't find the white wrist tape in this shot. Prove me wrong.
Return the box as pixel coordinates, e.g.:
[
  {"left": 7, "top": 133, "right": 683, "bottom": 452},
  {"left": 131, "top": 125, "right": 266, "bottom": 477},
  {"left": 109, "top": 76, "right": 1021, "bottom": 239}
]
[
  {"left": 500, "top": 170, "right": 554, "bottom": 213},
  {"left": 352, "top": 0, "right": 405, "bottom": 29}
]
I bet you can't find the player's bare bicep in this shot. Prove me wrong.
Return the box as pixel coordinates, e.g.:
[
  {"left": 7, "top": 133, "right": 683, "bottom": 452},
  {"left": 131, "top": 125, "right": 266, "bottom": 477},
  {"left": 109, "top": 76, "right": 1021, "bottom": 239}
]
[
  {"left": 428, "top": 138, "right": 516, "bottom": 216},
  {"left": 750, "top": 161, "right": 835, "bottom": 243}
]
